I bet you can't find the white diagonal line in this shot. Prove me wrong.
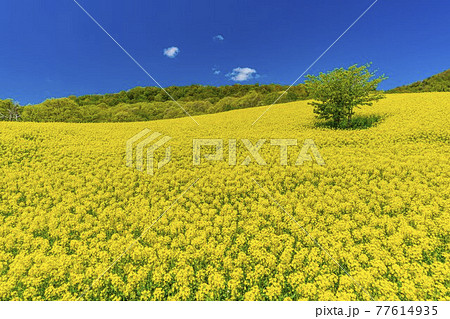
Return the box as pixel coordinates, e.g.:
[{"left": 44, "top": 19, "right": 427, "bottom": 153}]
[
  {"left": 252, "top": 178, "right": 375, "bottom": 301},
  {"left": 72, "top": 0, "right": 199, "bottom": 126},
  {"left": 251, "top": 0, "right": 379, "bottom": 126},
  {"left": 78, "top": 177, "right": 201, "bottom": 300}
]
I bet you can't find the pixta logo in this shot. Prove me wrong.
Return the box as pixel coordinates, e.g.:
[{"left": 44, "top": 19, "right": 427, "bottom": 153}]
[
  {"left": 193, "top": 138, "right": 325, "bottom": 166},
  {"left": 126, "top": 130, "right": 325, "bottom": 175},
  {"left": 126, "top": 129, "right": 172, "bottom": 175}
]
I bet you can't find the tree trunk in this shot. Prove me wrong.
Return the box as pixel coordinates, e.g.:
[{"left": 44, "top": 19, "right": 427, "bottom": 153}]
[
  {"left": 347, "top": 112, "right": 353, "bottom": 127},
  {"left": 334, "top": 117, "right": 340, "bottom": 128}
]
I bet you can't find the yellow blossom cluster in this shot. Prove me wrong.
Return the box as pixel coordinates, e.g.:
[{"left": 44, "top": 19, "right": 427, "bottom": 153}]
[{"left": 0, "top": 92, "right": 448, "bottom": 300}]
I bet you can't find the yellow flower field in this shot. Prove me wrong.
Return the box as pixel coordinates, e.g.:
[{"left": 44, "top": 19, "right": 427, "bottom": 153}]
[{"left": 0, "top": 92, "right": 449, "bottom": 300}]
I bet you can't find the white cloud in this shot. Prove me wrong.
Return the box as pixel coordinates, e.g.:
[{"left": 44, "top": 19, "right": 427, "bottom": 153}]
[
  {"left": 226, "top": 67, "right": 258, "bottom": 81},
  {"left": 213, "top": 34, "right": 224, "bottom": 41},
  {"left": 163, "top": 46, "right": 179, "bottom": 58},
  {"left": 212, "top": 67, "right": 221, "bottom": 75}
]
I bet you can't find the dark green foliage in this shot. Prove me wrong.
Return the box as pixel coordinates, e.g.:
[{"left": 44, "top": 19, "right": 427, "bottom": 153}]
[
  {"left": 388, "top": 69, "right": 450, "bottom": 93},
  {"left": 71, "top": 84, "right": 308, "bottom": 106},
  {"left": 305, "top": 64, "right": 386, "bottom": 128},
  {"left": 21, "top": 98, "right": 83, "bottom": 122},
  {"left": 20, "top": 84, "right": 309, "bottom": 123},
  {"left": 314, "top": 114, "right": 384, "bottom": 130}
]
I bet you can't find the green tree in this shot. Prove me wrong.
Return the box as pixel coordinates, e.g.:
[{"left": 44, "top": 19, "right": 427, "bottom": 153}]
[
  {"left": 215, "top": 96, "right": 238, "bottom": 112},
  {"left": 0, "top": 99, "right": 21, "bottom": 121},
  {"left": 234, "top": 91, "right": 263, "bottom": 109},
  {"left": 305, "top": 64, "right": 387, "bottom": 128},
  {"left": 22, "top": 98, "right": 82, "bottom": 122}
]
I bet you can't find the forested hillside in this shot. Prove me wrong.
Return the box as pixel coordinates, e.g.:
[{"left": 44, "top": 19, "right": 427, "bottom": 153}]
[
  {"left": 388, "top": 69, "right": 449, "bottom": 93},
  {"left": 2, "top": 68, "right": 449, "bottom": 123},
  {"left": 2, "top": 84, "right": 308, "bottom": 123}
]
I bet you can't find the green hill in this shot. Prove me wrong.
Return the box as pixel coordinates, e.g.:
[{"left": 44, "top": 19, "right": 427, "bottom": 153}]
[
  {"left": 16, "top": 84, "right": 308, "bottom": 123},
  {"left": 70, "top": 84, "right": 307, "bottom": 107},
  {"left": 388, "top": 69, "right": 450, "bottom": 93},
  {"left": 3, "top": 68, "right": 449, "bottom": 123}
]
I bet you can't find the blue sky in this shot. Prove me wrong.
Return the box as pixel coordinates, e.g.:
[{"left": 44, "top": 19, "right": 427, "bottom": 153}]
[{"left": 0, "top": 0, "right": 449, "bottom": 105}]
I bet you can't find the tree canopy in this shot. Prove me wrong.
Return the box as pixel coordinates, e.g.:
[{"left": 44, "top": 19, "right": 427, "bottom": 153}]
[
  {"left": 11, "top": 84, "right": 309, "bottom": 123},
  {"left": 305, "top": 64, "right": 386, "bottom": 128}
]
